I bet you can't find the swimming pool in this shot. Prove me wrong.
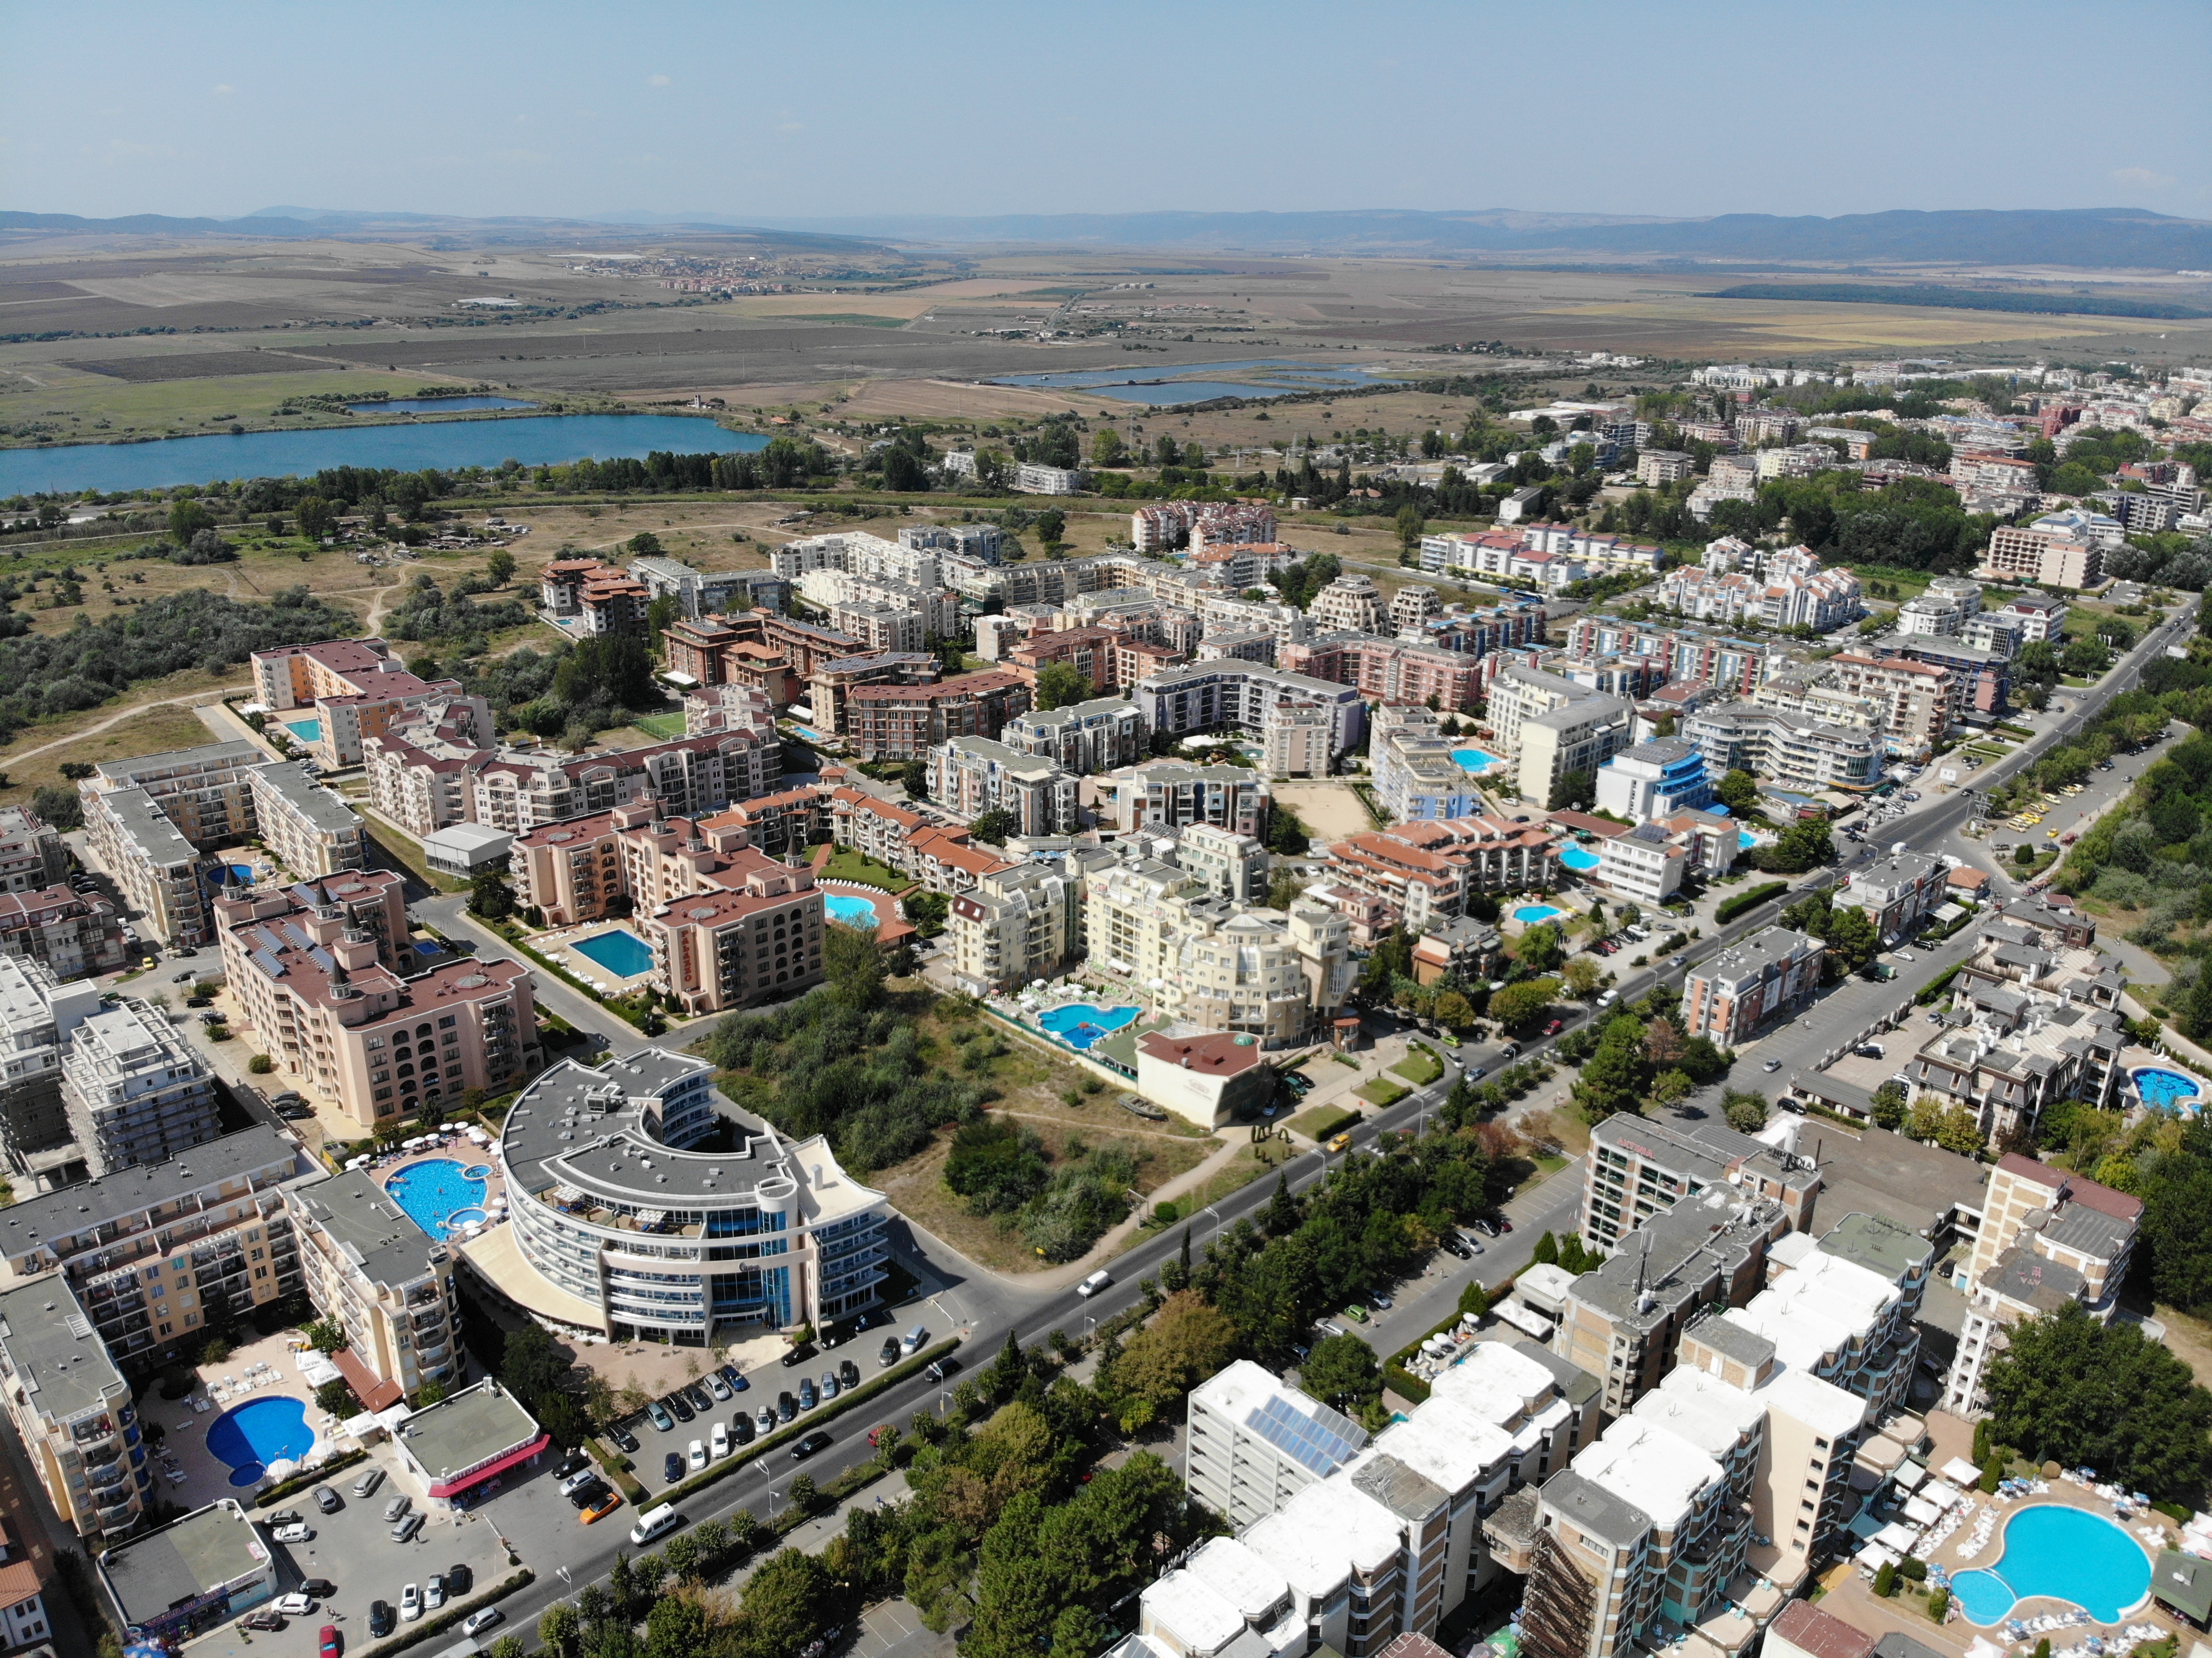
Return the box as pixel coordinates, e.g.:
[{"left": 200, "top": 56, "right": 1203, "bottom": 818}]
[
  {"left": 1949, "top": 1504, "right": 2151, "bottom": 1625},
  {"left": 386, "top": 1158, "right": 488, "bottom": 1239},
  {"left": 206, "top": 1397, "right": 314, "bottom": 1488},
  {"left": 2133, "top": 1066, "right": 2204, "bottom": 1109},
  {"left": 1450, "top": 747, "right": 1507, "bottom": 774},
  {"left": 284, "top": 718, "right": 322, "bottom": 744},
  {"left": 572, "top": 928, "right": 654, "bottom": 978},
  {"left": 1558, "top": 845, "right": 1601, "bottom": 872},
  {"left": 1738, "top": 830, "right": 1757, "bottom": 849},
  {"left": 224, "top": 864, "right": 255, "bottom": 884},
  {"left": 825, "top": 893, "right": 881, "bottom": 929},
  {"left": 1513, "top": 905, "right": 1564, "bottom": 925},
  {"left": 1038, "top": 1003, "right": 1141, "bottom": 1050}
]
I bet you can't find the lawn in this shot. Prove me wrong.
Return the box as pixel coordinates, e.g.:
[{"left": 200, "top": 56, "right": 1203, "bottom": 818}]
[
  {"left": 818, "top": 848, "right": 912, "bottom": 891},
  {"left": 1390, "top": 1045, "right": 1444, "bottom": 1086},
  {"left": 1357, "top": 1078, "right": 1410, "bottom": 1107},
  {"left": 630, "top": 712, "right": 687, "bottom": 740},
  {"left": 1287, "top": 1104, "right": 1362, "bottom": 1143}
]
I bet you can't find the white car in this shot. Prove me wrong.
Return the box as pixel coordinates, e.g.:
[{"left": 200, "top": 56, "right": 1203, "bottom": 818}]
[
  {"left": 711, "top": 1421, "right": 731, "bottom": 1461},
  {"left": 558, "top": 1467, "right": 603, "bottom": 1497},
  {"left": 1895, "top": 950, "right": 1917, "bottom": 963},
  {"left": 401, "top": 1584, "right": 422, "bottom": 1623},
  {"left": 688, "top": 1438, "right": 707, "bottom": 1471},
  {"left": 424, "top": 1576, "right": 446, "bottom": 1613},
  {"left": 272, "top": 1523, "right": 314, "bottom": 1544},
  {"left": 461, "top": 1609, "right": 504, "bottom": 1638},
  {"left": 275, "top": 1594, "right": 317, "bottom": 1618}
]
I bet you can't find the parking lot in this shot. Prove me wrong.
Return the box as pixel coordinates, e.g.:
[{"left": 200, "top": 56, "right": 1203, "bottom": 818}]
[
  {"left": 611, "top": 1339, "right": 915, "bottom": 1505},
  {"left": 186, "top": 1455, "right": 515, "bottom": 1658}
]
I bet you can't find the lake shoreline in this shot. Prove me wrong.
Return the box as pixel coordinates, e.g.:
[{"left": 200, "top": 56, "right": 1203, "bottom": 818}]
[{"left": 0, "top": 403, "right": 720, "bottom": 456}]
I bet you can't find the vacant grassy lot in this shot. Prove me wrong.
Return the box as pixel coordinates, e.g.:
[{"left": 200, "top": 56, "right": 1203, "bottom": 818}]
[
  {"left": 818, "top": 848, "right": 911, "bottom": 891},
  {"left": 0, "top": 363, "right": 447, "bottom": 447},
  {"left": 1391, "top": 1046, "right": 1444, "bottom": 1086},
  {"left": 0, "top": 696, "right": 222, "bottom": 811},
  {"left": 1288, "top": 1103, "right": 1362, "bottom": 1142}
]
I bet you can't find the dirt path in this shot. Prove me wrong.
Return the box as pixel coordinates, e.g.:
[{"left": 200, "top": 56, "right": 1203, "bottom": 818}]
[
  {"left": 988, "top": 1107, "right": 1213, "bottom": 1145},
  {"left": 5, "top": 686, "right": 251, "bottom": 765},
  {"left": 362, "top": 570, "right": 410, "bottom": 634}
]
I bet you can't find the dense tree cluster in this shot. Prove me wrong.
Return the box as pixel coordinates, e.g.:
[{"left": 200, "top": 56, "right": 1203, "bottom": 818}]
[
  {"left": 1556, "top": 987, "right": 1732, "bottom": 1119},
  {"left": 383, "top": 573, "right": 533, "bottom": 655},
  {"left": 1780, "top": 888, "right": 1880, "bottom": 977},
  {"left": 1981, "top": 1302, "right": 2212, "bottom": 1499}
]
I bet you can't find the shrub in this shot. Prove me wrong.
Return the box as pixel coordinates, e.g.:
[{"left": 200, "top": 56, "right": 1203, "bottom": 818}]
[
  {"left": 1715, "top": 882, "right": 1789, "bottom": 924},
  {"left": 248, "top": 1054, "right": 274, "bottom": 1074}
]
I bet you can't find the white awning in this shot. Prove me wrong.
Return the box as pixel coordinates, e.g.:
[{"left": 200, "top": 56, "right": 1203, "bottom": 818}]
[
  {"left": 1894, "top": 1461, "right": 1928, "bottom": 1491},
  {"left": 637, "top": 1210, "right": 667, "bottom": 1227},
  {"left": 1875, "top": 1522, "right": 1921, "bottom": 1553},
  {"left": 552, "top": 1185, "right": 584, "bottom": 1205},
  {"left": 1903, "top": 1495, "right": 1943, "bottom": 1526},
  {"left": 1941, "top": 1456, "right": 1983, "bottom": 1486}
]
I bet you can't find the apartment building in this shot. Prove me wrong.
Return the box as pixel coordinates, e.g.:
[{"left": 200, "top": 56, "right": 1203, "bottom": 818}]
[
  {"left": 1371, "top": 704, "right": 1494, "bottom": 822},
  {"left": 1655, "top": 563, "right": 1861, "bottom": 633},
  {"left": 1264, "top": 700, "right": 1336, "bottom": 778},
  {"left": 1094, "top": 760, "right": 1269, "bottom": 838},
  {"left": 1596, "top": 822, "right": 1688, "bottom": 905},
  {"left": 900, "top": 521, "right": 1003, "bottom": 562},
  {"left": 1309, "top": 574, "right": 1385, "bottom": 633},
  {"left": 1636, "top": 449, "right": 1696, "bottom": 485},
  {"left": 1900, "top": 910, "right": 2128, "bottom": 1143},
  {"left": 704, "top": 785, "right": 822, "bottom": 858},
  {"left": 1323, "top": 817, "right": 1555, "bottom": 933},
  {"left": 492, "top": 1048, "right": 888, "bottom": 1339},
  {"left": 0, "top": 960, "right": 77, "bottom": 1186},
  {"left": 215, "top": 875, "right": 538, "bottom": 1128},
  {"left": 1991, "top": 592, "right": 2067, "bottom": 644},
  {"left": 1278, "top": 632, "right": 1488, "bottom": 715},
  {"left": 845, "top": 671, "right": 1032, "bottom": 761},
  {"left": 286, "top": 1169, "right": 462, "bottom": 1407},
  {"left": 0, "top": 884, "right": 128, "bottom": 982},
  {"left": 682, "top": 682, "right": 782, "bottom": 744},
  {"left": 249, "top": 638, "right": 484, "bottom": 770},
  {"left": 1941, "top": 1156, "right": 2139, "bottom": 1416},
  {"left": 1838, "top": 850, "right": 1948, "bottom": 942},
  {"left": 247, "top": 761, "right": 367, "bottom": 879},
  {"left": 828, "top": 598, "right": 927, "bottom": 654},
  {"left": 1001, "top": 695, "right": 1146, "bottom": 774},
  {"left": 648, "top": 849, "right": 827, "bottom": 1016},
  {"left": 1557, "top": 618, "right": 1786, "bottom": 700},
  {"left": 81, "top": 741, "right": 265, "bottom": 946},
  {"left": 947, "top": 857, "right": 1095, "bottom": 995},
  {"left": 1582, "top": 1114, "right": 1821, "bottom": 1252},
  {"left": 539, "top": 558, "right": 650, "bottom": 635},
  {"left": 0, "top": 1126, "right": 309, "bottom": 1374},
  {"left": 1980, "top": 524, "right": 2103, "bottom": 589},
  {"left": 1592, "top": 738, "right": 1711, "bottom": 823},
  {"left": 0, "top": 806, "right": 66, "bottom": 894},
  {"left": 1726, "top": 1214, "right": 1930, "bottom": 1424},
  {"left": 1553, "top": 1186, "right": 1791, "bottom": 1415},
  {"left": 0, "top": 1276, "right": 145, "bottom": 1543},
  {"left": 1892, "top": 637, "right": 2009, "bottom": 719},
  {"left": 772, "top": 528, "right": 942, "bottom": 586},
  {"left": 1680, "top": 702, "right": 1881, "bottom": 793},
  {"left": 61, "top": 997, "right": 220, "bottom": 1178},
  {"left": 1819, "top": 653, "right": 1956, "bottom": 759},
  {"left": 1486, "top": 663, "right": 1634, "bottom": 804},
  {"left": 808, "top": 652, "right": 942, "bottom": 736},
  {"left": 1132, "top": 660, "right": 1368, "bottom": 759},
  {"left": 1681, "top": 927, "right": 1824, "bottom": 1046},
  {"left": 1390, "top": 585, "right": 1442, "bottom": 632},
  {"left": 1134, "top": 1341, "right": 1602, "bottom": 1658},
  {"left": 1169, "top": 822, "right": 1270, "bottom": 903}
]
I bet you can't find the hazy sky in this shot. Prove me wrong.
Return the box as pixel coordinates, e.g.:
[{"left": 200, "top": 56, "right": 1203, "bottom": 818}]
[{"left": 5, "top": 0, "right": 2208, "bottom": 225}]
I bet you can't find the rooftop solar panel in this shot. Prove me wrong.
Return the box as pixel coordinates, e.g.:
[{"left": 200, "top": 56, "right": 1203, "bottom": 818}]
[
  {"left": 1246, "top": 1392, "right": 1367, "bottom": 1475},
  {"left": 252, "top": 948, "right": 284, "bottom": 977}
]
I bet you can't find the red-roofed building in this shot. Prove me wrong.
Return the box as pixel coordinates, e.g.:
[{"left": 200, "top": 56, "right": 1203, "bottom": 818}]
[
  {"left": 1763, "top": 1600, "right": 1875, "bottom": 1658},
  {"left": 646, "top": 849, "right": 827, "bottom": 1015},
  {"left": 0, "top": 881, "right": 128, "bottom": 980},
  {"left": 845, "top": 671, "right": 1031, "bottom": 760},
  {"left": 251, "top": 636, "right": 488, "bottom": 768},
  {"left": 1134, "top": 1028, "right": 1273, "bottom": 1127}
]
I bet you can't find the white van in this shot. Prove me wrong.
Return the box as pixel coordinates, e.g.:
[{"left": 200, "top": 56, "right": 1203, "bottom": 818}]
[
  {"left": 629, "top": 1504, "right": 682, "bottom": 1547},
  {"left": 899, "top": 1325, "right": 928, "bottom": 1356},
  {"left": 1076, "top": 1270, "right": 1111, "bottom": 1297}
]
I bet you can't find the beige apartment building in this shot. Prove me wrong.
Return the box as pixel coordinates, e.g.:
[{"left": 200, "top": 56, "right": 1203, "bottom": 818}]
[
  {"left": 0, "top": 1276, "right": 144, "bottom": 1543},
  {"left": 1980, "top": 524, "right": 2103, "bottom": 590},
  {"left": 80, "top": 740, "right": 267, "bottom": 946},
  {"left": 1682, "top": 926, "right": 1825, "bottom": 1046},
  {"left": 286, "top": 1168, "right": 464, "bottom": 1408},
  {"left": 215, "top": 874, "right": 539, "bottom": 1127},
  {"left": 1486, "top": 663, "right": 1634, "bottom": 803},
  {"left": 1820, "top": 653, "right": 1957, "bottom": 760},
  {"left": 251, "top": 638, "right": 486, "bottom": 770},
  {"left": 246, "top": 761, "right": 367, "bottom": 879}
]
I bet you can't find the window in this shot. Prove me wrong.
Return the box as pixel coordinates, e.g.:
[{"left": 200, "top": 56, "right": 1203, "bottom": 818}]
[{"left": 438, "top": 1015, "right": 456, "bottom": 1030}]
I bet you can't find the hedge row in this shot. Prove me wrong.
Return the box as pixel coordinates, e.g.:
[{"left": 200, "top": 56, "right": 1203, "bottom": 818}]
[
  {"left": 1714, "top": 882, "right": 1789, "bottom": 924},
  {"left": 356, "top": 1569, "right": 533, "bottom": 1658},
  {"left": 253, "top": 1447, "right": 369, "bottom": 1508},
  {"left": 651, "top": 1339, "right": 962, "bottom": 1509}
]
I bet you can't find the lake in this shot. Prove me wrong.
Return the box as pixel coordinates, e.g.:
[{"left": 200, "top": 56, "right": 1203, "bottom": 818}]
[
  {"left": 0, "top": 414, "right": 768, "bottom": 497},
  {"left": 993, "top": 356, "right": 1405, "bottom": 406},
  {"left": 345, "top": 396, "right": 538, "bottom": 414}
]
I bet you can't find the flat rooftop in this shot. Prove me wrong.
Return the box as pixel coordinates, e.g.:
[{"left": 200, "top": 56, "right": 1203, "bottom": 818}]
[
  {"left": 290, "top": 1168, "right": 444, "bottom": 1291},
  {"left": 0, "top": 1125, "right": 303, "bottom": 1264},
  {"left": 1801, "top": 1125, "right": 1989, "bottom": 1238},
  {"left": 101, "top": 1499, "right": 265, "bottom": 1623},
  {"left": 394, "top": 1380, "right": 540, "bottom": 1485},
  {"left": 0, "top": 1277, "right": 123, "bottom": 1421}
]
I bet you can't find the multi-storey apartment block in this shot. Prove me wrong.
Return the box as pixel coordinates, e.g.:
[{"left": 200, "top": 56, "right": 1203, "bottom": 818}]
[
  {"left": 1000, "top": 695, "right": 1146, "bottom": 774},
  {"left": 490, "top": 1048, "right": 888, "bottom": 1340},
  {"left": 80, "top": 740, "right": 265, "bottom": 946},
  {"left": 1592, "top": 738, "right": 1712, "bottom": 822},
  {"left": 1094, "top": 760, "right": 1269, "bottom": 838},
  {"left": 927, "top": 737, "right": 1078, "bottom": 837},
  {"left": 0, "top": 1276, "right": 145, "bottom": 1543},
  {"left": 1132, "top": 660, "right": 1368, "bottom": 759},
  {"left": 246, "top": 761, "right": 367, "bottom": 879},
  {"left": 0, "top": 960, "right": 79, "bottom": 1186},
  {"left": 216, "top": 874, "right": 538, "bottom": 1128},
  {"left": 1680, "top": 702, "right": 1880, "bottom": 793},
  {"left": 1838, "top": 850, "right": 1948, "bottom": 942},
  {"left": 0, "top": 1126, "right": 309, "bottom": 1374},
  {"left": 61, "top": 996, "right": 220, "bottom": 1176},
  {"left": 250, "top": 638, "right": 487, "bottom": 770},
  {"left": 1370, "top": 704, "right": 1495, "bottom": 821},
  {"left": 1485, "top": 662, "right": 1634, "bottom": 804},
  {"left": 845, "top": 670, "right": 1032, "bottom": 761},
  {"left": 947, "top": 857, "right": 1095, "bottom": 995},
  {"left": 1941, "top": 1156, "right": 2138, "bottom": 1416},
  {"left": 1186, "top": 1360, "right": 1371, "bottom": 1530},
  {"left": 1810, "top": 652, "right": 1956, "bottom": 759},
  {"left": 0, "top": 884, "right": 128, "bottom": 982},
  {"left": 1322, "top": 817, "right": 1556, "bottom": 933},
  {"left": 1581, "top": 1114, "right": 1821, "bottom": 1252},
  {"left": 1681, "top": 927, "right": 1824, "bottom": 1046},
  {"left": 1979, "top": 524, "right": 2103, "bottom": 589},
  {"left": 286, "top": 1168, "right": 462, "bottom": 1407},
  {"left": 646, "top": 848, "right": 826, "bottom": 1017},
  {"left": 0, "top": 806, "right": 65, "bottom": 895}
]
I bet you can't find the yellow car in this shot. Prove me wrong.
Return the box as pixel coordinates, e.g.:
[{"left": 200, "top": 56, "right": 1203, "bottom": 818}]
[
  {"left": 1326, "top": 1132, "right": 1353, "bottom": 1154},
  {"left": 2046, "top": 828, "right": 2060, "bottom": 838}
]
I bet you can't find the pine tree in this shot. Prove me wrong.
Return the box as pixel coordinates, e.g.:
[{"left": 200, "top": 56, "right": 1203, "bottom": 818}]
[
  {"left": 1531, "top": 1231, "right": 1559, "bottom": 1266},
  {"left": 1265, "top": 1172, "right": 1299, "bottom": 1235},
  {"left": 1179, "top": 1227, "right": 1192, "bottom": 1271}
]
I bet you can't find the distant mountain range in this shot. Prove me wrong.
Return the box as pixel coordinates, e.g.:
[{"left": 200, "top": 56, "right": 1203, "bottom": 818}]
[
  {"left": 7, "top": 204, "right": 2212, "bottom": 271},
  {"left": 741, "top": 206, "right": 2212, "bottom": 269}
]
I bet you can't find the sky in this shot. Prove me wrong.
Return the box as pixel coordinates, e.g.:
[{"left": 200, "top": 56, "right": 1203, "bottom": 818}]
[{"left": 4, "top": 0, "right": 2208, "bottom": 227}]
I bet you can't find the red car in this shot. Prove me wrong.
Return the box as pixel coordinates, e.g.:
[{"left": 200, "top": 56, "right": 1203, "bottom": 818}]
[
  {"left": 866, "top": 1423, "right": 894, "bottom": 1447},
  {"left": 320, "top": 1626, "right": 342, "bottom": 1658},
  {"left": 1542, "top": 1019, "right": 1564, "bottom": 1036}
]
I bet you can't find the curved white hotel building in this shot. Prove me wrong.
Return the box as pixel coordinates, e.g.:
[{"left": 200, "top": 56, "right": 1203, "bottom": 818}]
[{"left": 483, "top": 1048, "right": 888, "bottom": 1343}]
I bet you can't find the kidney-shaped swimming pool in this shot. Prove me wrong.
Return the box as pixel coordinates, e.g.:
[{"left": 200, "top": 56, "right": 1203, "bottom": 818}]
[{"left": 1949, "top": 1504, "right": 2151, "bottom": 1625}]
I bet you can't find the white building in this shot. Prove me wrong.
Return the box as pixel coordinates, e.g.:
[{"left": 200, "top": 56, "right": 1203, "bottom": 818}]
[
  {"left": 1598, "top": 822, "right": 1689, "bottom": 905},
  {"left": 1592, "top": 738, "right": 1712, "bottom": 824},
  {"left": 60, "top": 996, "right": 220, "bottom": 1176}
]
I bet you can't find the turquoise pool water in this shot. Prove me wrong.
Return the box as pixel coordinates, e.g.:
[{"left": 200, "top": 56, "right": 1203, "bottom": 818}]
[
  {"left": 224, "top": 864, "right": 255, "bottom": 883},
  {"left": 386, "top": 1158, "right": 488, "bottom": 1239},
  {"left": 207, "top": 1397, "right": 313, "bottom": 1487},
  {"left": 1039, "top": 1003, "right": 1140, "bottom": 1050},
  {"left": 1450, "top": 747, "right": 1507, "bottom": 773},
  {"left": 1949, "top": 1504, "right": 2150, "bottom": 1625},
  {"left": 825, "top": 893, "right": 881, "bottom": 928},
  {"left": 1738, "top": 830, "right": 1756, "bottom": 849},
  {"left": 573, "top": 928, "right": 654, "bottom": 977},
  {"left": 2133, "top": 1067, "right": 2203, "bottom": 1108},
  {"left": 1558, "top": 845, "right": 1601, "bottom": 872},
  {"left": 284, "top": 718, "right": 322, "bottom": 743},
  {"left": 1513, "top": 905, "right": 1564, "bottom": 924}
]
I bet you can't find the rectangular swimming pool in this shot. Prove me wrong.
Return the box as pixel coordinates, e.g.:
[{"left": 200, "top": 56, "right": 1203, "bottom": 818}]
[
  {"left": 573, "top": 929, "right": 654, "bottom": 977},
  {"left": 284, "top": 718, "right": 322, "bottom": 743}
]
